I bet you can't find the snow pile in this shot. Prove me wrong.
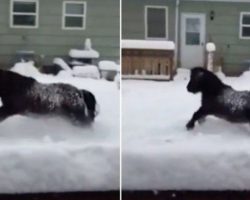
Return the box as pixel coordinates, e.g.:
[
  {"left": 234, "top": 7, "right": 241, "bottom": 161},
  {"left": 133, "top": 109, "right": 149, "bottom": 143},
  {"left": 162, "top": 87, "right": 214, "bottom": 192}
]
[
  {"left": 69, "top": 38, "right": 100, "bottom": 59},
  {"left": 206, "top": 42, "right": 216, "bottom": 52},
  {"left": 69, "top": 49, "right": 100, "bottom": 59},
  {"left": 11, "top": 61, "right": 41, "bottom": 77},
  {"left": 99, "top": 61, "right": 119, "bottom": 71},
  {"left": 114, "top": 72, "right": 120, "bottom": 89},
  {"left": 72, "top": 65, "right": 100, "bottom": 79},
  {"left": 123, "top": 69, "right": 250, "bottom": 190},
  {"left": 0, "top": 63, "right": 119, "bottom": 193},
  {"left": 174, "top": 68, "right": 190, "bottom": 81},
  {"left": 53, "top": 58, "right": 72, "bottom": 71},
  {"left": 122, "top": 39, "right": 175, "bottom": 50}
]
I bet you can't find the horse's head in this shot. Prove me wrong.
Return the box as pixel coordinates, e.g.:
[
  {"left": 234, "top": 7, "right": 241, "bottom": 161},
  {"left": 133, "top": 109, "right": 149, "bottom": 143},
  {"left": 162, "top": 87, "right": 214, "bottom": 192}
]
[{"left": 187, "top": 67, "right": 223, "bottom": 94}]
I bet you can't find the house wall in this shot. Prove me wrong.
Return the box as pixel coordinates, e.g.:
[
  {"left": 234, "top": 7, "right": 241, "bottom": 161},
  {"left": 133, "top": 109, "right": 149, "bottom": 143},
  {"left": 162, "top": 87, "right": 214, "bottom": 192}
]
[
  {"left": 0, "top": 0, "right": 120, "bottom": 69},
  {"left": 122, "top": 0, "right": 176, "bottom": 41},
  {"left": 122, "top": 0, "right": 250, "bottom": 76},
  {"left": 180, "top": 1, "right": 250, "bottom": 75}
]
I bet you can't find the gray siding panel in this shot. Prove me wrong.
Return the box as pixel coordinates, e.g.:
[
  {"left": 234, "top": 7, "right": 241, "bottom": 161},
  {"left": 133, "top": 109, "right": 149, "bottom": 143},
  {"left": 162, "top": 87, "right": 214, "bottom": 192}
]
[
  {"left": 180, "top": 1, "right": 250, "bottom": 75},
  {"left": 0, "top": 0, "right": 120, "bottom": 67},
  {"left": 122, "top": 0, "right": 176, "bottom": 41},
  {"left": 123, "top": 0, "right": 250, "bottom": 75}
]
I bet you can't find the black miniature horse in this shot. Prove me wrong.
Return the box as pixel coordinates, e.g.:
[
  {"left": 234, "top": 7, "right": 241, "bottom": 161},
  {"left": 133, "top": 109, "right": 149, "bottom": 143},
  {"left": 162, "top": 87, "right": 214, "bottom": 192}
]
[
  {"left": 186, "top": 67, "right": 250, "bottom": 130},
  {"left": 0, "top": 69, "right": 98, "bottom": 124}
]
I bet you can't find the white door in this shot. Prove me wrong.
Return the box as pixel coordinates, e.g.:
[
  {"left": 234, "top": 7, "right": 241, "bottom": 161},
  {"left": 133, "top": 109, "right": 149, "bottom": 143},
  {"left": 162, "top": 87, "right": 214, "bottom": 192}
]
[{"left": 181, "top": 13, "right": 206, "bottom": 68}]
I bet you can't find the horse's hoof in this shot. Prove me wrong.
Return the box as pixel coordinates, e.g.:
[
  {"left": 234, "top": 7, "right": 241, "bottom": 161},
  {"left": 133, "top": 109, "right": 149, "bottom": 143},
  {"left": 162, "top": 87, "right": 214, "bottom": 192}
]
[{"left": 186, "top": 122, "right": 194, "bottom": 130}]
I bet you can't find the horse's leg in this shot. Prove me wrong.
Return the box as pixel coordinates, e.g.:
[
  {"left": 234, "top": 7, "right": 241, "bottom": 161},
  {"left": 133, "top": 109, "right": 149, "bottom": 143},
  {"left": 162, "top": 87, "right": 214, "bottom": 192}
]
[
  {"left": 0, "top": 106, "right": 18, "bottom": 122},
  {"left": 186, "top": 107, "right": 208, "bottom": 130}
]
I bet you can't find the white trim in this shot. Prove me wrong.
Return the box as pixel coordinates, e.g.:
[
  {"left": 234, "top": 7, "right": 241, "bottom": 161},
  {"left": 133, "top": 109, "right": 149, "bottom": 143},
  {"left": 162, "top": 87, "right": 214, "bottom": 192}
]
[
  {"left": 144, "top": 5, "right": 168, "bottom": 40},
  {"left": 10, "top": 0, "right": 39, "bottom": 29},
  {"left": 62, "top": 1, "right": 87, "bottom": 30},
  {"left": 239, "top": 12, "right": 250, "bottom": 39}
]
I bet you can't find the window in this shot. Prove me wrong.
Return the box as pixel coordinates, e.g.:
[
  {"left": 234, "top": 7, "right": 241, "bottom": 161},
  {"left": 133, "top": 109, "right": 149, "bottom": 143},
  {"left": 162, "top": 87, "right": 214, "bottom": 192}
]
[
  {"left": 240, "top": 12, "right": 250, "bottom": 39},
  {"left": 10, "top": 0, "right": 39, "bottom": 28},
  {"left": 63, "top": 1, "right": 86, "bottom": 30},
  {"left": 145, "top": 6, "right": 168, "bottom": 39}
]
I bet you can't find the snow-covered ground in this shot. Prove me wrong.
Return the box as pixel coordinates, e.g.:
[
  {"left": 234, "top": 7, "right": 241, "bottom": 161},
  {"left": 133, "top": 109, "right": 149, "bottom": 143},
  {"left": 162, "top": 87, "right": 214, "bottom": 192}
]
[
  {"left": 123, "top": 68, "right": 250, "bottom": 190},
  {"left": 0, "top": 64, "right": 119, "bottom": 193}
]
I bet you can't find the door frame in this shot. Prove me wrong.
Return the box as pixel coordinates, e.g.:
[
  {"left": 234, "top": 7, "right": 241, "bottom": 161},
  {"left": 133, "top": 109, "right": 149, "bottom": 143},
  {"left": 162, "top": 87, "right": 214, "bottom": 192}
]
[{"left": 180, "top": 12, "right": 206, "bottom": 68}]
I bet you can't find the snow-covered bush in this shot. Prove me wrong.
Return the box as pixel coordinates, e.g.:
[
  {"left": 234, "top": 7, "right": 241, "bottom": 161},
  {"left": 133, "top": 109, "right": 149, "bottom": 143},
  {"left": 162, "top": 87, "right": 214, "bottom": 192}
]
[{"left": 72, "top": 65, "right": 100, "bottom": 79}]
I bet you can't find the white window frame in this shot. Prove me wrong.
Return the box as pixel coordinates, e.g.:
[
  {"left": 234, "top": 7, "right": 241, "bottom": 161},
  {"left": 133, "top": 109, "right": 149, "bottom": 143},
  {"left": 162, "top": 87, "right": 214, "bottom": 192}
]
[
  {"left": 145, "top": 5, "right": 168, "bottom": 40},
  {"left": 239, "top": 12, "right": 250, "bottom": 39},
  {"left": 62, "top": 1, "right": 87, "bottom": 30},
  {"left": 10, "top": 0, "right": 39, "bottom": 29}
]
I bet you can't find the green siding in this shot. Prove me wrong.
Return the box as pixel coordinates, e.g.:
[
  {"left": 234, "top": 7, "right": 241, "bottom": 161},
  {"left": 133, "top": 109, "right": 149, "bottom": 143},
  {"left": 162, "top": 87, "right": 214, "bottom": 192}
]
[
  {"left": 122, "top": 0, "right": 176, "bottom": 41},
  {"left": 180, "top": 1, "right": 250, "bottom": 75},
  {"left": 122, "top": 0, "right": 250, "bottom": 75},
  {"left": 0, "top": 0, "right": 120, "bottom": 67}
]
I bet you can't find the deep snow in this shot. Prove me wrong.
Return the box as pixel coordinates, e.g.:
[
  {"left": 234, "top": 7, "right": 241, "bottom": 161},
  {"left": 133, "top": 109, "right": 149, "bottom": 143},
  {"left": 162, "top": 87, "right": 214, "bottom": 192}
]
[
  {"left": 123, "top": 68, "right": 250, "bottom": 190},
  {"left": 0, "top": 64, "right": 119, "bottom": 193}
]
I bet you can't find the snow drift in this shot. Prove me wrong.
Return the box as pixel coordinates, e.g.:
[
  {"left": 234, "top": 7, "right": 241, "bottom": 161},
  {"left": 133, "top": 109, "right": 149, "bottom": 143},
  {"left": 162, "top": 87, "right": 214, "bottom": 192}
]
[
  {"left": 0, "top": 62, "right": 119, "bottom": 193},
  {"left": 123, "top": 69, "right": 250, "bottom": 190}
]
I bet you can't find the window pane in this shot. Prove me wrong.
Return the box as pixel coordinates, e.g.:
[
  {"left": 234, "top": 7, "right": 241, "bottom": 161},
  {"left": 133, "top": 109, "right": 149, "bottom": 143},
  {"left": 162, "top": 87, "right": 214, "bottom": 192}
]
[
  {"left": 147, "top": 8, "right": 166, "bottom": 38},
  {"left": 242, "top": 27, "right": 250, "bottom": 37},
  {"left": 242, "top": 14, "right": 250, "bottom": 25},
  {"left": 186, "top": 18, "right": 200, "bottom": 33},
  {"left": 186, "top": 32, "right": 200, "bottom": 45},
  {"left": 13, "top": 15, "right": 36, "bottom": 26},
  {"left": 66, "top": 4, "right": 84, "bottom": 15},
  {"left": 65, "top": 16, "right": 83, "bottom": 27},
  {"left": 13, "top": 2, "right": 36, "bottom": 13}
]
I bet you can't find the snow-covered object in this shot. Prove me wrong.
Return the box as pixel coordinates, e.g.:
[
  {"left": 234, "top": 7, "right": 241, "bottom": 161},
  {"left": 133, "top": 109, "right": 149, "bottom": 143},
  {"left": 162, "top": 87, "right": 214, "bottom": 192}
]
[
  {"left": 206, "top": 42, "right": 216, "bottom": 52},
  {"left": 85, "top": 38, "right": 92, "bottom": 50},
  {"left": 99, "top": 60, "right": 119, "bottom": 71},
  {"left": 53, "top": 58, "right": 72, "bottom": 71},
  {"left": 114, "top": 72, "right": 120, "bottom": 89},
  {"left": 11, "top": 61, "right": 41, "bottom": 77},
  {"left": 57, "top": 70, "right": 73, "bottom": 78},
  {"left": 122, "top": 39, "right": 175, "bottom": 50},
  {"left": 72, "top": 65, "right": 100, "bottom": 79},
  {"left": 69, "top": 38, "right": 100, "bottom": 59},
  {"left": 123, "top": 69, "right": 250, "bottom": 190},
  {"left": 0, "top": 73, "right": 119, "bottom": 193},
  {"left": 69, "top": 49, "right": 100, "bottom": 59}
]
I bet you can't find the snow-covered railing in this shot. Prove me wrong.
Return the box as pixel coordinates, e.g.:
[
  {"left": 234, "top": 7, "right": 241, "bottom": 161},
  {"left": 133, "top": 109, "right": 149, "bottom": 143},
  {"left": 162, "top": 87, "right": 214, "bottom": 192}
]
[
  {"left": 122, "top": 40, "right": 175, "bottom": 81},
  {"left": 122, "top": 40, "right": 175, "bottom": 50}
]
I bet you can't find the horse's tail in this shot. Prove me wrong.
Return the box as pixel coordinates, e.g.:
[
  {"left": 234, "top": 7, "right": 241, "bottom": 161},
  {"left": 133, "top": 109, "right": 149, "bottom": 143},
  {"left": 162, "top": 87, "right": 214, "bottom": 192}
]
[{"left": 81, "top": 90, "right": 99, "bottom": 122}]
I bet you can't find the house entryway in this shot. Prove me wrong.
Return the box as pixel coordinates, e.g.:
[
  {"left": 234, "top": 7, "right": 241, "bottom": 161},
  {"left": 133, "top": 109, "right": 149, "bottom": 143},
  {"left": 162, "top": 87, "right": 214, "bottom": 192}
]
[{"left": 180, "top": 13, "right": 206, "bottom": 68}]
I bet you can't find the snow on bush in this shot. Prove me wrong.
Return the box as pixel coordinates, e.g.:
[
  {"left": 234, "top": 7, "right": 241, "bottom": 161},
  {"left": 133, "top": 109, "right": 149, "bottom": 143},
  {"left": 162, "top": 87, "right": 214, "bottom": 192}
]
[
  {"left": 72, "top": 65, "right": 100, "bottom": 79},
  {"left": 99, "top": 61, "right": 119, "bottom": 71},
  {"left": 53, "top": 57, "right": 72, "bottom": 71},
  {"left": 11, "top": 61, "right": 41, "bottom": 77}
]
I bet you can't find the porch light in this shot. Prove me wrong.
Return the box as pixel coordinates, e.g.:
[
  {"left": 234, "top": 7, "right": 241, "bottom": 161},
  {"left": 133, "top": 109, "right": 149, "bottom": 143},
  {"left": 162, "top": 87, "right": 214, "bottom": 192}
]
[{"left": 210, "top": 10, "right": 215, "bottom": 21}]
